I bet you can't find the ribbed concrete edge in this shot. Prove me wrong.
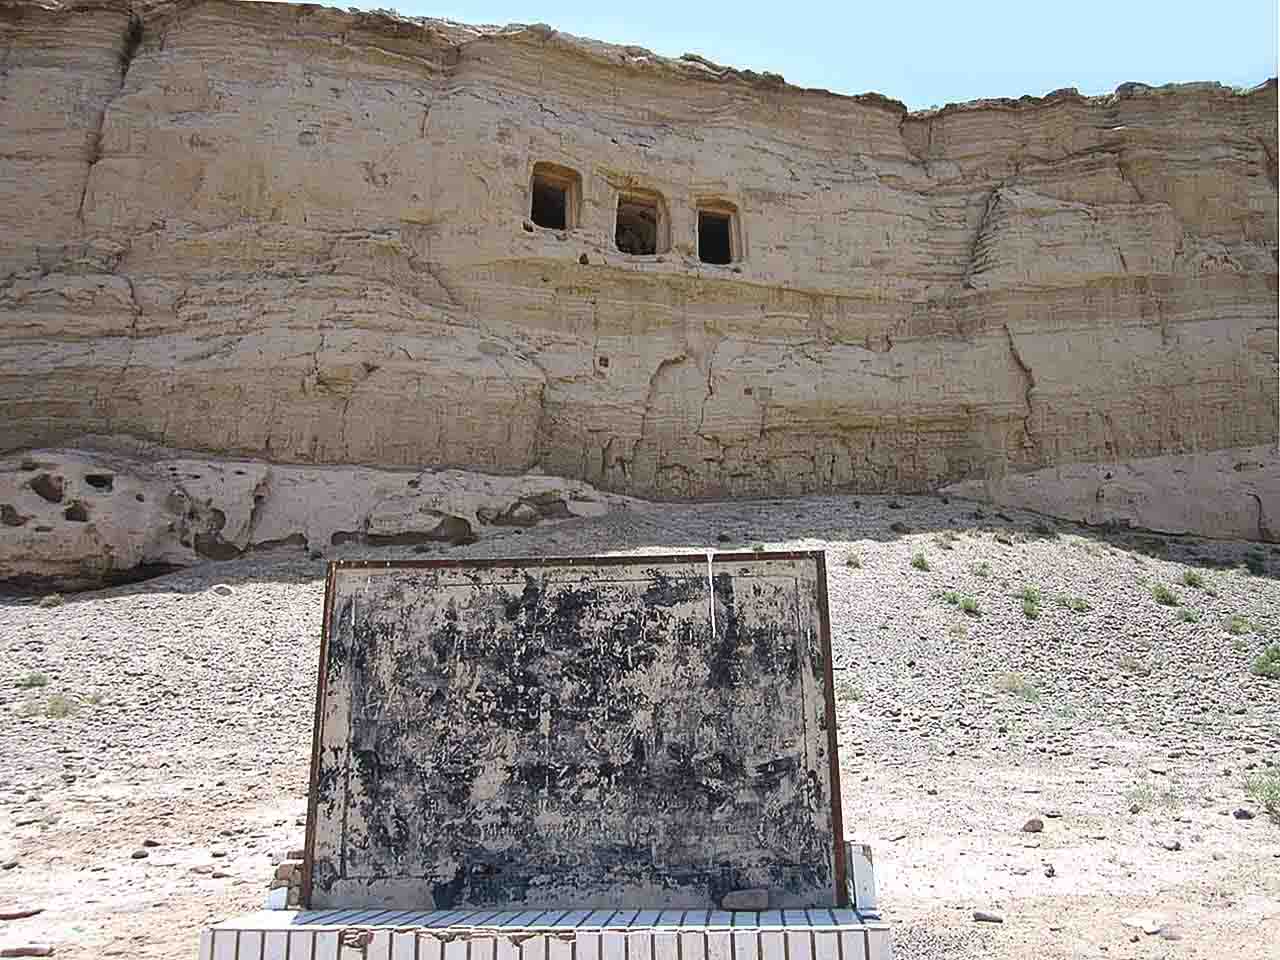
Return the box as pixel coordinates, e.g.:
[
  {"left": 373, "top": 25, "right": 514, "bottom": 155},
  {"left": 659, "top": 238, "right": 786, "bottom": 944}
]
[{"left": 197, "top": 909, "right": 892, "bottom": 960}]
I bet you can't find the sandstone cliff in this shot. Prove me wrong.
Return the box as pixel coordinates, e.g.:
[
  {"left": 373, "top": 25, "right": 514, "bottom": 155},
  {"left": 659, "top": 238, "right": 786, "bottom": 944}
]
[{"left": 1, "top": 0, "right": 1276, "bottom": 505}]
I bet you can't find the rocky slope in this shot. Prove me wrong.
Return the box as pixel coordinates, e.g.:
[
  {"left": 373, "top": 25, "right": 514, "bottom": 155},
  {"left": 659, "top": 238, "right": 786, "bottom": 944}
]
[{"left": 0, "top": 0, "right": 1275, "bottom": 501}]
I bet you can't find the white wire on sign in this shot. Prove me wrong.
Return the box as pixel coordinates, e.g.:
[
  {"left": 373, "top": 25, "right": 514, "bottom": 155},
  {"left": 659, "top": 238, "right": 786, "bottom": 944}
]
[{"left": 706, "top": 549, "right": 716, "bottom": 640}]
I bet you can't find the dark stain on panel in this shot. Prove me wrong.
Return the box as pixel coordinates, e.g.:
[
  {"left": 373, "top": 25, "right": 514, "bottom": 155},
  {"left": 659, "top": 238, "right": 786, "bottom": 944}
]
[{"left": 309, "top": 557, "right": 840, "bottom": 911}]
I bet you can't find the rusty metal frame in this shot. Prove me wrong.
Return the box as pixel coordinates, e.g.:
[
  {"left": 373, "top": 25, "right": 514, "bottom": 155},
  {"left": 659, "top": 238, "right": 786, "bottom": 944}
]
[{"left": 302, "top": 550, "right": 847, "bottom": 909}]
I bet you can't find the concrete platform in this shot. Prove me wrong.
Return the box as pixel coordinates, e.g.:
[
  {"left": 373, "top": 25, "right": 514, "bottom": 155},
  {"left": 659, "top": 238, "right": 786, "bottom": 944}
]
[{"left": 198, "top": 908, "right": 891, "bottom": 960}]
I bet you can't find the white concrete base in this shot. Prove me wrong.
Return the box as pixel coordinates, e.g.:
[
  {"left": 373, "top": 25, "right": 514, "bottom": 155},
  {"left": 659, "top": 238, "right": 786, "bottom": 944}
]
[{"left": 197, "top": 908, "right": 891, "bottom": 960}]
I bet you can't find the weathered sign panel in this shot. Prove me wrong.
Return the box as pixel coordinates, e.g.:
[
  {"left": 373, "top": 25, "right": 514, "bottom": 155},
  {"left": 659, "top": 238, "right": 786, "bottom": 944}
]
[{"left": 304, "top": 552, "right": 845, "bottom": 911}]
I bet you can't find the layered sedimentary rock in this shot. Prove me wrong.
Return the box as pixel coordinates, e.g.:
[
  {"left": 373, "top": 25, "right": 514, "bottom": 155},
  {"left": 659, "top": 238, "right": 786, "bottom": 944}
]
[{"left": 0, "top": 0, "right": 1276, "bottom": 505}]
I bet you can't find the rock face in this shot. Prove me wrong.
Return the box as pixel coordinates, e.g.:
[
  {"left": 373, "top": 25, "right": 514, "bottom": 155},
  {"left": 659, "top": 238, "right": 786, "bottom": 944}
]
[
  {"left": 0, "top": 445, "right": 622, "bottom": 590},
  {"left": 0, "top": 0, "right": 1276, "bottom": 503},
  {"left": 944, "top": 444, "right": 1280, "bottom": 542}
]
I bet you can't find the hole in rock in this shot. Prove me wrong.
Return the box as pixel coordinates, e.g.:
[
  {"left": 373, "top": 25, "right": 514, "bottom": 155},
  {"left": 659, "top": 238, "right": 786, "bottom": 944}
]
[
  {"left": 64, "top": 502, "right": 89, "bottom": 523},
  {"left": 698, "top": 210, "right": 733, "bottom": 264},
  {"left": 2, "top": 504, "right": 28, "bottom": 527},
  {"left": 84, "top": 473, "right": 114, "bottom": 491},
  {"left": 29, "top": 474, "right": 64, "bottom": 503},
  {"left": 530, "top": 162, "right": 580, "bottom": 230},
  {"left": 598, "top": 356, "right": 609, "bottom": 368},
  {"left": 615, "top": 195, "right": 660, "bottom": 255}
]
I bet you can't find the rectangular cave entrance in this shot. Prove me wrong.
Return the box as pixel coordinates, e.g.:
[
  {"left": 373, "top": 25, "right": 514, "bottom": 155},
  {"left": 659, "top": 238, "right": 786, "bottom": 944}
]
[
  {"left": 615, "top": 194, "right": 660, "bottom": 255},
  {"left": 698, "top": 209, "right": 734, "bottom": 264},
  {"left": 530, "top": 162, "right": 580, "bottom": 230}
]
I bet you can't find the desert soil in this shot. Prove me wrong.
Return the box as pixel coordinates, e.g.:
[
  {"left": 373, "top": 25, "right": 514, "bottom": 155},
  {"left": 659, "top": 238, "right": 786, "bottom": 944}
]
[{"left": 1, "top": 494, "right": 1277, "bottom": 959}]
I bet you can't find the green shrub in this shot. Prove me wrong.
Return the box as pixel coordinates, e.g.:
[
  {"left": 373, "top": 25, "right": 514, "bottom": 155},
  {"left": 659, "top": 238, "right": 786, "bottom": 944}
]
[
  {"left": 1017, "top": 585, "right": 1041, "bottom": 619},
  {"left": 1252, "top": 645, "right": 1280, "bottom": 680},
  {"left": 1056, "top": 595, "right": 1091, "bottom": 613},
  {"left": 911, "top": 552, "right": 930, "bottom": 571},
  {"left": 1150, "top": 583, "right": 1179, "bottom": 606},
  {"left": 1182, "top": 569, "right": 1204, "bottom": 589},
  {"left": 844, "top": 552, "right": 862, "bottom": 569},
  {"left": 1178, "top": 608, "right": 1201, "bottom": 623},
  {"left": 960, "top": 596, "right": 982, "bottom": 616},
  {"left": 974, "top": 562, "right": 991, "bottom": 578},
  {"left": 833, "top": 676, "right": 864, "bottom": 702},
  {"left": 45, "top": 694, "right": 77, "bottom": 719},
  {"left": 996, "top": 672, "right": 1038, "bottom": 701},
  {"left": 1245, "top": 772, "right": 1280, "bottom": 822},
  {"left": 16, "top": 671, "right": 48, "bottom": 689},
  {"left": 1227, "top": 614, "right": 1256, "bottom": 636}
]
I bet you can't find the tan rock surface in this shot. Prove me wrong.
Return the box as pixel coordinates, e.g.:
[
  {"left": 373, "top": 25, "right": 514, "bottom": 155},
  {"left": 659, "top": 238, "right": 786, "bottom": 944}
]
[
  {"left": 944, "top": 444, "right": 1280, "bottom": 542},
  {"left": 0, "top": 0, "right": 1276, "bottom": 503},
  {"left": 0, "top": 444, "right": 627, "bottom": 589}
]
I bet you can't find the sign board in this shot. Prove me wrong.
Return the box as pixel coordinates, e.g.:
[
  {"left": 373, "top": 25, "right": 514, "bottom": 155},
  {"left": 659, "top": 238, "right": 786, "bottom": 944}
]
[{"left": 304, "top": 552, "right": 845, "bottom": 911}]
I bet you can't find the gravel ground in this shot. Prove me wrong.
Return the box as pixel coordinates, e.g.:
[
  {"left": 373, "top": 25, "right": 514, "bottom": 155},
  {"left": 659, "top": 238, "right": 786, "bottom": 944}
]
[{"left": 1, "top": 494, "right": 1278, "bottom": 958}]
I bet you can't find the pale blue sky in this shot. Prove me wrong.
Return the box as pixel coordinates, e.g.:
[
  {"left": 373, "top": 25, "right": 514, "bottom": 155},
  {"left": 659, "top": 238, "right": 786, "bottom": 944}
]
[{"left": 331, "top": 0, "right": 1277, "bottom": 109}]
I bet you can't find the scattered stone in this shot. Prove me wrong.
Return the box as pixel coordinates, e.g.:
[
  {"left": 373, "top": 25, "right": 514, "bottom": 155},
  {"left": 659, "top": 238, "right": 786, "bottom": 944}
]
[
  {"left": 212, "top": 584, "right": 233, "bottom": 596},
  {"left": 1010, "top": 867, "right": 1030, "bottom": 876},
  {"left": 888, "top": 833, "right": 908, "bottom": 843},
  {"left": 0, "top": 947, "right": 55, "bottom": 958},
  {"left": 140, "top": 839, "right": 160, "bottom": 848},
  {"left": 210, "top": 849, "right": 227, "bottom": 858},
  {"left": 1043, "top": 864, "right": 1056, "bottom": 878},
  {"left": 720, "top": 888, "right": 769, "bottom": 911},
  {"left": 1212, "top": 852, "right": 1226, "bottom": 861},
  {"left": 1148, "top": 764, "right": 1169, "bottom": 775},
  {"left": 1022, "top": 817, "right": 1044, "bottom": 833},
  {"left": 189, "top": 865, "right": 213, "bottom": 875},
  {"left": 1, "top": 861, "right": 17, "bottom": 871},
  {"left": 972, "top": 911, "right": 1003, "bottom": 923},
  {"left": 129, "top": 849, "right": 148, "bottom": 860},
  {"left": 1043, "top": 810, "right": 1063, "bottom": 819},
  {"left": 273, "top": 862, "right": 297, "bottom": 881},
  {"left": 0, "top": 907, "right": 44, "bottom": 921},
  {"left": 1129, "top": 803, "right": 1141, "bottom": 814},
  {"left": 1160, "top": 839, "right": 1182, "bottom": 852},
  {"left": 210, "top": 870, "right": 231, "bottom": 879},
  {"left": 1232, "top": 808, "right": 1255, "bottom": 820},
  {"left": 1122, "top": 913, "right": 1165, "bottom": 935}
]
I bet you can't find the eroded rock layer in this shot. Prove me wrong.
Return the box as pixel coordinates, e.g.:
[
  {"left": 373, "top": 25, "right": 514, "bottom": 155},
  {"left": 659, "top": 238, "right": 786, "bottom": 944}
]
[
  {"left": 1, "top": 0, "right": 1276, "bottom": 501},
  {"left": 0, "top": 443, "right": 623, "bottom": 590}
]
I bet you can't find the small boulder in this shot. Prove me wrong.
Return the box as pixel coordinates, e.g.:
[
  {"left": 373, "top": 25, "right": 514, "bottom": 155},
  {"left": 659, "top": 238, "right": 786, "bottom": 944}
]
[
  {"left": 972, "top": 911, "right": 1003, "bottom": 923},
  {"left": 1022, "top": 817, "right": 1044, "bottom": 834}
]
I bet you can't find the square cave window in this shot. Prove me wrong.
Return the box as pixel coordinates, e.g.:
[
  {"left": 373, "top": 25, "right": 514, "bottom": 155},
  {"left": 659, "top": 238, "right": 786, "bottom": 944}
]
[
  {"left": 698, "top": 209, "right": 734, "bottom": 265},
  {"left": 530, "top": 162, "right": 580, "bottom": 230},
  {"left": 615, "top": 194, "right": 663, "bottom": 255}
]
